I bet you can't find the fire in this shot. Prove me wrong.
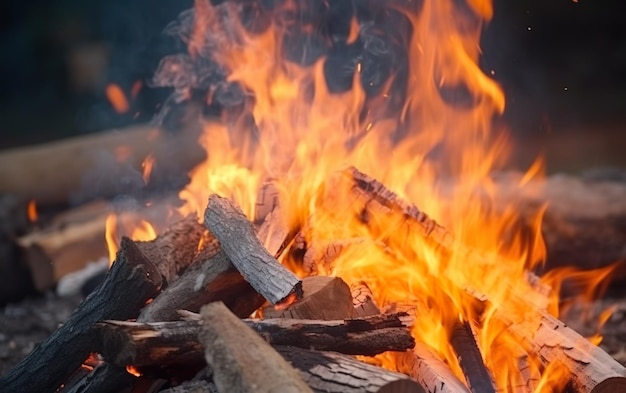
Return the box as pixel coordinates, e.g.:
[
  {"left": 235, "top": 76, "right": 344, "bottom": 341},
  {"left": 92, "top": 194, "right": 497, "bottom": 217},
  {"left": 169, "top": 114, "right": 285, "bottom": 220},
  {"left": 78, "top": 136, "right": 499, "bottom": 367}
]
[
  {"left": 105, "top": 212, "right": 157, "bottom": 266},
  {"left": 105, "top": 83, "right": 130, "bottom": 114},
  {"left": 141, "top": 154, "right": 155, "bottom": 185},
  {"left": 125, "top": 365, "right": 141, "bottom": 377},
  {"left": 111, "top": 0, "right": 614, "bottom": 391},
  {"left": 27, "top": 199, "right": 38, "bottom": 222}
]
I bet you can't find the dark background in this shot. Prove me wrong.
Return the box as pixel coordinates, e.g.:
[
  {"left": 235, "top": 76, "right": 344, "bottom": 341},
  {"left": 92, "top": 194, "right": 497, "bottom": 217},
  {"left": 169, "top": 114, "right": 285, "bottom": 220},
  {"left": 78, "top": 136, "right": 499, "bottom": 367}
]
[{"left": 0, "top": 0, "right": 624, "bottom": 170}]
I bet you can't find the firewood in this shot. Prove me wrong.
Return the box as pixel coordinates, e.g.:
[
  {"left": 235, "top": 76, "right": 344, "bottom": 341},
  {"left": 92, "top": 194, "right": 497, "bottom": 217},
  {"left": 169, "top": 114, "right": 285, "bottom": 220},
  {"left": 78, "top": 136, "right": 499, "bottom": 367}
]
[
  {"left": 62, "top": 363, "right": 134, "bottom": 393},
  {"left": 93, "top": 312, "right": 414, "bottom": 366},
  {"left": 160, "top": 380, "right": 218, "bottom": 393},
  {"left": 0, "top": 124, "right": 204, "bottom": 206},
  {"left": 204, "top": 194, "right": 302, "bottom": 305},
  {"left": 254, "top": 180, "right": 280, "bottom": 225},
  {"left": 0, "top": 237, "right": 162, "bottom": 393},
  {"left": 450, "top": 320, "right": 496, "bottom": 393},
  {"left": 397, "top": 342, "right": 472, "bottom": 393},
  {"left": 275, "top": 346, "right": 422, "bottom": 393},
  {"left": 138, "top": 206, "right": 289, "bottom": 322},
  {"left": 198, "top": 301, "right": 313, "bottom": 393},
  {"left": 263, "top": 276, "right": 354, "bottom": 320},
  {"left": 342, "top": 167, "right": 626, "bottom": 393},
  {"left": 137, "top": 249, "right": 264, "bottom": 322}
]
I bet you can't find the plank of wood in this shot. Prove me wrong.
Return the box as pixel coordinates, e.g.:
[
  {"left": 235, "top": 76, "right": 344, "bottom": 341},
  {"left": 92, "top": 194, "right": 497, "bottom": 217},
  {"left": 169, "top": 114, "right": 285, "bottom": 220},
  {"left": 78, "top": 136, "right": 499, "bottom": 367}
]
[
  {"left": 275, "top": 346, "right": 423, "bottom": 393},
  {"left": 263, "top": 276, "right": 355, "bottom": 320},
  {"left": 204, "top": 194, "right": 302, "bottom": 305},
  {"left": 0, "top": 124, "right": 204, "bottom": 206},
  {"left": 198, "top": 301, "right": 313, "bottom": 393},
  {"left": 0, "top": 237, "right": 162, "bottom": 392}
]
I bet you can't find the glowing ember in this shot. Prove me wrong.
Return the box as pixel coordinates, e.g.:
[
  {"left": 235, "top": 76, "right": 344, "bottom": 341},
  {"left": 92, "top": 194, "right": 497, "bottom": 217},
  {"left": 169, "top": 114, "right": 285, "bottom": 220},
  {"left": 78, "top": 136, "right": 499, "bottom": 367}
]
[
  {"left": 141, "top": 154, "right": 155, "bottom": 185},
  {"left": 26, "top": 199, "right": 37, "bottom": 222},
  {"left": 125, "top": 365, "right": 141, "bottom": 377},
  {"left": 105, "top": 83, "right": 130, "bottom": 114}
]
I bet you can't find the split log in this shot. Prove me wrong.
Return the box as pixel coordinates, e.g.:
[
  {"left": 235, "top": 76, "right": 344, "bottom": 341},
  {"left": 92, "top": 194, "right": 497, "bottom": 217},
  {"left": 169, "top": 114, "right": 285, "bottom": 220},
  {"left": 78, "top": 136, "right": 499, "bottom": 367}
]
[
  {"left": 63, "top": 363, "right": 135, "bottom": 393},
  {"left": 342, "top": 167, "right": 626, "bottom": 393},
  {"left": 263, "top": 276, "right": 354, "bottom": 320},
  {"left": 0, "top": 124, "right": 205, "bottom": 206},
  {"left": 198, "top": 301, "right": 313, "bottom": 393},
  {"left": 93, "top": 312, "right": 415, "bottom": 367},
  {"left": 275, "top": 346, "right": 422, "bottom": 393},
  {"left": 204, "top": 194, "right": 302, "bottom": 305},
  {"left": 397, "top": 342, "right": 471, "bottom": 393},
  {"left": 0, "top": 237, "right": 162, "bottom": 393}
]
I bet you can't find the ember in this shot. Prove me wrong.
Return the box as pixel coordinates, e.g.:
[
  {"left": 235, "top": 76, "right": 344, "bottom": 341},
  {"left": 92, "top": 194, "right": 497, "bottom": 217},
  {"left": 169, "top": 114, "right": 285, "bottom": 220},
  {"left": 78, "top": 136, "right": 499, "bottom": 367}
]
[{"left": 1, "top": 0, "right": 625, "bottom": 392}]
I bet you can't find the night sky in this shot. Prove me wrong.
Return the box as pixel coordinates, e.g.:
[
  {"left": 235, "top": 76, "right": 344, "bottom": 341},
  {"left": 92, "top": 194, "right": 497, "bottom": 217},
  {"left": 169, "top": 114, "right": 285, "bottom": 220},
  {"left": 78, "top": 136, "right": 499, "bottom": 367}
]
[{"left": 0, "top": 0, "right": 624, "bottom": 154}]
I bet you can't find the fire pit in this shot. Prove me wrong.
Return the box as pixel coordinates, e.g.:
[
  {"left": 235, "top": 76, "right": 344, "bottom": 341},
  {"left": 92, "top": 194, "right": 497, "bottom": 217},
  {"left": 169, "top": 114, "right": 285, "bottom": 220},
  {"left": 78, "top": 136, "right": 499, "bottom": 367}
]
[{"left": 1, "top": 1, "right": 626, "bottom": 392}]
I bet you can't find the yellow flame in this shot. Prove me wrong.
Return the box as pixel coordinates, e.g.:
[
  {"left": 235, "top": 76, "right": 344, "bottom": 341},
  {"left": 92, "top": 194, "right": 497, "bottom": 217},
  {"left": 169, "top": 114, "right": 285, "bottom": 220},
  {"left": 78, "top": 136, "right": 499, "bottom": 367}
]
[
  {"left": 105, "top": 212, "right": 157, "bottom": 266},
  {"left": 27, "top": 199, "right": 38, "bottom": 222}
]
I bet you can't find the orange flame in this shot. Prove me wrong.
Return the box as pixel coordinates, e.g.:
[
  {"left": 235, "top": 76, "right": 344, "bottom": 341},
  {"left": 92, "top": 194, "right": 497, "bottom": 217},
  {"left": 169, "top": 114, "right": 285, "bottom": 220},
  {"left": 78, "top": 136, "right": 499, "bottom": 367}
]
[
  {"left": 27, "top": 200, "right": 38, "bottom": 222},
  {"left": 105, "top": 83, "right": 130, "bottom": 114},
  {"left": 133, "top": 1, "right": 616, "bottom": 391},
  {"left": 105, "top": 212, "right": 157, "bottom": 266},
  {"left": 125, "top": 365, "right": 141, "bottom": 377},
  {"left": 141, "top": 154, "right": 155, "bottom": 185}
]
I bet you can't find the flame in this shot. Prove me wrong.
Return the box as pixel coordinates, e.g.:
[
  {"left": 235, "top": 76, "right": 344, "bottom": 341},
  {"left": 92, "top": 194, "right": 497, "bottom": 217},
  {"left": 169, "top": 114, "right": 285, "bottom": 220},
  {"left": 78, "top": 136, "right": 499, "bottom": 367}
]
[
  {"left": 105, "top": 83, "right": 130, "bottom": 114},
  {"left": 125, "top": 365, "right": 141, "bottom": 377},
  {"left": 141, "top": 154, "right": 155, "bottom": 185},
  {"left": 105, "top": 212, "right": 157, "bottom": 266},
  {"left": 128, "top": 1, "right": 616, "bottom": 391},
  {"left": 27, "top": 200, "right": 38, "bottom": 222}
]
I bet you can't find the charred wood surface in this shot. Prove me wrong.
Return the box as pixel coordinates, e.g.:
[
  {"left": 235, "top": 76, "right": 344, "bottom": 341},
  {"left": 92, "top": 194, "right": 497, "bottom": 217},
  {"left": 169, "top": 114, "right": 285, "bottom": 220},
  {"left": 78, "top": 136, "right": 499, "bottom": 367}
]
[
  {"left": 275, "top": 346, "right": 422, "bottom": 393},
  {"left": 351, "top": 281, "right": 382, "bottom": 318},
  {"left": 63, "top": 363, "right": 134, "bottom": 393},
  {"left": 263, "top": 276, "right": 354, "bottom": 320},
  {"left": 0, "top": 238, "right": 162, "bottom": 393},
  {"left": 94, "top": 311, "right": 414, "bottom": 366},
  {"left": 199, "top": 301, "right": 312, "bottom": 393},
  {"left": 203, "top": 194, "right": 302, "bottom": 305},
  {"left": 450, "top": 320, "right": 496, "bottom": 393}
]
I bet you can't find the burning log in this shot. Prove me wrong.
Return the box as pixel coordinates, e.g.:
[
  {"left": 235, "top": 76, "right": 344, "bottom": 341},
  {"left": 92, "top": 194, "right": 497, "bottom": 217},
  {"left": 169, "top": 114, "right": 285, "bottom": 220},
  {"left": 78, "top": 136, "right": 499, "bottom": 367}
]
[
  {"left": 398, "top": 343, "right": 472, "bottom": 393},
  {"left": 198, "top": 301, "right": 313, "bottom": 393},
  {"left": 263, "top": 276, "right": 355, "bottom": 320},
  {"left": 450, "top": 320, "right": 496, "bottom": 393},
  {"left": 275, "top": 346, "right": 422, "bottom": 393},
  {"left": 342, "top": 167, "right": 626, "bottom": 393},
  {"left": 0, "top": 238, "right": 162, "bottom": 393},
  {"left": 93, "top": 311, "right": 415, "bottom": 367},
  {"left": 204, "top": 194, "right": 302, "bottom": 305},
  {"left": 0, "top": 124, "right": 204, "bottom": 206},
  {"left": 351, "top": 281, "right": 382, "bottom": 318}
]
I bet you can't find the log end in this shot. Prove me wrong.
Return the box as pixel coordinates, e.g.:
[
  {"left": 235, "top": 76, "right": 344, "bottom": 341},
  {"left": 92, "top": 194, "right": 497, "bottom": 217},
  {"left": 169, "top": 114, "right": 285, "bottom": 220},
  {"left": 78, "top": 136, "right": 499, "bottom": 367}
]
[{"left": 589, "top": 377, "right": 626, "bottom": 393}]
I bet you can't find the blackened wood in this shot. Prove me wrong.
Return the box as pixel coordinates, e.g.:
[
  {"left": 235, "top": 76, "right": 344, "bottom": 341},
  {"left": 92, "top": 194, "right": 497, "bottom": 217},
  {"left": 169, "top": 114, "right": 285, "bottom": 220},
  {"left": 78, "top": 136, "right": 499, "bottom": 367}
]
[
  {"left": 135, "top": 214, "right": 206, "bottom": 285},
  {"left": 63, "top": 363, "right": 134, "bottom": 393},
  {"left": 351, "top": 281, "right": 382, "bottom": 317},
  {"left": 263, "top": 276, "right": 354, "bottom": 320},
  {"left": 0, "top": 237, "right": 162, "bottom": 393},
  {"left": 204, "top": 194, "right": 302, "bottom": 305},
  {"left": 275, "top": 346, "right": 422, "bottom": 393},
  {"left": 450, "top": 320, "right": 496, "bottom": 393},
  {"left": 199, "top": 301, "right": 312, "bottom": 393},
  {"left": 94, "top": 311, "right": 414, "bottom": 367}
]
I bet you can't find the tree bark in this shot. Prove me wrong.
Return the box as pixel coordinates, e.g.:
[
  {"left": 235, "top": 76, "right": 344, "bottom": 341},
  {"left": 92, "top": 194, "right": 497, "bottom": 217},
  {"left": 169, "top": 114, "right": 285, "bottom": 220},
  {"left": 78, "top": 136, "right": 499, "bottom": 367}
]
[
  {"left": 263, "top": 276, "right": 355, "bottom": 320},
  {"left": 275, "top": 346, "right": 422, "bottom": 393},
  {"left": 204, "top": 194, "right": 302, "bottom": 305},
  {"left": 0, "top": 237, "right": 162, "bottom": 393},
  {"left": 351, "top": 281, "right": 382, "bottom": 318},
  {"left": 198, "top": 301, "right": 313, "bottom": 393},
  {"left": 449, "top": 320, "right": 496, "bottom": 393}
]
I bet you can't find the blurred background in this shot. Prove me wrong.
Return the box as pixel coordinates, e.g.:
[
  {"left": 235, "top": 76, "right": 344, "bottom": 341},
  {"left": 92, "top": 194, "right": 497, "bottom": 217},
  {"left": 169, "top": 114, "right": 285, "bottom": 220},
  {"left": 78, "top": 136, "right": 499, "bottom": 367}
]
[{"left": 0, "top": 0, "right": 624, "bottom": 172}]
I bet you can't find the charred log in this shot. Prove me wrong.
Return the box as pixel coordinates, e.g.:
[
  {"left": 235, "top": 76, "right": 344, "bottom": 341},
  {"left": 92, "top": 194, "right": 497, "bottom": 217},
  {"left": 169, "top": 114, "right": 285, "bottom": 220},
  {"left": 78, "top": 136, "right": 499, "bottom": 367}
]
[
  {"left": 450, "top": 320, "right": 496, "bottom": 393},
  {"left": 275, "top": 346, "right": 422, "bottom": 393},
  {"left": 0, "top": 238, "right": 162, "bottom": 393}
]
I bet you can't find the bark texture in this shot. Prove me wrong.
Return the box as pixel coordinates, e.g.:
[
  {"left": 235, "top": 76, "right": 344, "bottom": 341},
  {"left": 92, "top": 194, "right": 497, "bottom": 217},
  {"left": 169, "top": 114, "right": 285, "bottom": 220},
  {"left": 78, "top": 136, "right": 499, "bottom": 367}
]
[{"left": 204, "top": 194, "right": 302, "bottom": 305}]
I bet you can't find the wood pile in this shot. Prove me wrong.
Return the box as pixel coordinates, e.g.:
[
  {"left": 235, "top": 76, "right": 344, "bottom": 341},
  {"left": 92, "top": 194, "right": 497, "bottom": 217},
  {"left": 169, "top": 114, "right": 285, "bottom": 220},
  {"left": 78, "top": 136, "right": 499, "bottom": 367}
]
[{"left": 1, "top": 167, "right": 625, "bottom": 393}]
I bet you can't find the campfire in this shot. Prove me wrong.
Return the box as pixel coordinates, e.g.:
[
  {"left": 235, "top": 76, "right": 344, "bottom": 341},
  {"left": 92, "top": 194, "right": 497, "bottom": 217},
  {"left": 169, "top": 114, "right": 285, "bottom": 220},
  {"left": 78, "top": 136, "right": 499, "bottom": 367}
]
[{"left": 1, "top": 0, "right": 625, "bottom": 392}]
